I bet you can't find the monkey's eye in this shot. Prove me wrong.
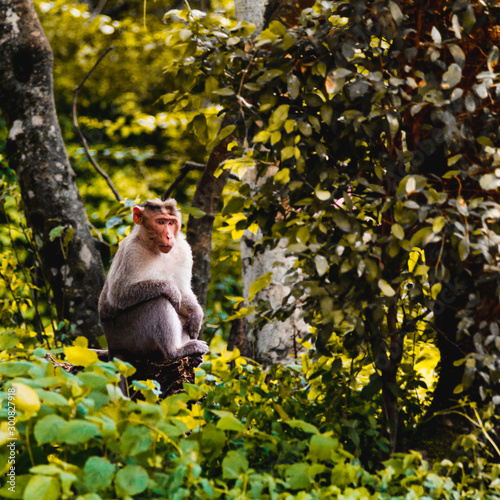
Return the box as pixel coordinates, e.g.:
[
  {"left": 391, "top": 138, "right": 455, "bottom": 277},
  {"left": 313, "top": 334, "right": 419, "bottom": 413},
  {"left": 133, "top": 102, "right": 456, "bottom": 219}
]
[{"left": 157, "top": 219, "right": 166, "bottom": 225}]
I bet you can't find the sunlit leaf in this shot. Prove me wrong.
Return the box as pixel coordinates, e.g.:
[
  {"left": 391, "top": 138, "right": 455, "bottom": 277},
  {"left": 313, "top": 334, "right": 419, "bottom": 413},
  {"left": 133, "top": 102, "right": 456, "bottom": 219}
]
[{"left": 249, "top": 272, "right": 273, "bottom": 297}]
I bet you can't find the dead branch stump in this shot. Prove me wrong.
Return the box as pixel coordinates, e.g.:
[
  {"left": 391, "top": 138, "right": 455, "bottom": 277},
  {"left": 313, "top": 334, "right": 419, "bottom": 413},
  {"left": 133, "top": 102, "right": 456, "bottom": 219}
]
[{"left": 45, "top": 350, "right": 202, "bottom": 398}]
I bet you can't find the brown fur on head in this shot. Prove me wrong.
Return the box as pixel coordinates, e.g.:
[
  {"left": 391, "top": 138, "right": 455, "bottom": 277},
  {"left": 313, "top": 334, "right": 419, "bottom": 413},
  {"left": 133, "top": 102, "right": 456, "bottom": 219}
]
[
  {"left": 132, "top": 198, "right": 182, "bottom": 254},
  {"left": 134, "top": 198, "right": 182, "bottom": 225}
]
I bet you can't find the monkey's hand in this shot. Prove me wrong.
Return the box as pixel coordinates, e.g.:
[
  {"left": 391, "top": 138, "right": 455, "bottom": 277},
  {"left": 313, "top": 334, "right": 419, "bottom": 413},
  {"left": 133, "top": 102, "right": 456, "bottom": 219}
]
[
  {"left": 161, "top": 283, "right": 182, "bottom": 312},
  {"left": 185, "top": 303, "right": 204, "bottom": 339}
]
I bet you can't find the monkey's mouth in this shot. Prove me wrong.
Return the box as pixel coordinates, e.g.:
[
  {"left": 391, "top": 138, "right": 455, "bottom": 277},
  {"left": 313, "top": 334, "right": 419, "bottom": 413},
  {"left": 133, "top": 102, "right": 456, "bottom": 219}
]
[{"left": 159, "top": 245, "right": 173, "bottom": 253}]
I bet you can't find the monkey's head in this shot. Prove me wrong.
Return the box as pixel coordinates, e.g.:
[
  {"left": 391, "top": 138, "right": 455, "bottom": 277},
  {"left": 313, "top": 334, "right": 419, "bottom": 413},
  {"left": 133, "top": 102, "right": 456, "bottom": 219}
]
[{"left": 133, "top": 198, "right": 181, "bottom": 254}]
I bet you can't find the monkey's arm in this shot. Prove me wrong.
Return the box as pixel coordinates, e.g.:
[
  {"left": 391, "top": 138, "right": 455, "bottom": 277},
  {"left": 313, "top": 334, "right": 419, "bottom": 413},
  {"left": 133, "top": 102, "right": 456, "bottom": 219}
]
[
  {"left": 101, "top": 280, "right": 182, "bottom": 320},
  {"left": 179, "top": 291, "right": 204, "bottom": 339}
]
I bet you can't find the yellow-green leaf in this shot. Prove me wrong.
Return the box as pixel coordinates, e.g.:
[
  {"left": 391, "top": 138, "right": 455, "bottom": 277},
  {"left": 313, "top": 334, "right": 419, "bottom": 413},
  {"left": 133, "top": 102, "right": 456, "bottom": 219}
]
[
  {"left": 64, "top": 336, "right": 98, "bottom": 367},
  {"left": 378, "top": 279, "right": 396, "bottom": 297},
  {"left": 249, "top": 272, "right": 273, "bottom": 297}
]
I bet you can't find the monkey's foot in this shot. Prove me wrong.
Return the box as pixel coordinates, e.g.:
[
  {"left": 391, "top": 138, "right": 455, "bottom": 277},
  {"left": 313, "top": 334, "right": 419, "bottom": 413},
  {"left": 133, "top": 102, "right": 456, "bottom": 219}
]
[{"left": 190, "top": 354, "right": 204, "bottom": 366}]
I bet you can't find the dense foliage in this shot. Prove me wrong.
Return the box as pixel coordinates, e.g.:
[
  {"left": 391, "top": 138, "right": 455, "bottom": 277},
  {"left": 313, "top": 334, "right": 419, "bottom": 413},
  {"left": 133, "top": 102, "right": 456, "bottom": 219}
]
[
  {"left": 159, "top": 0, "right": 500, "bottom": 452},
  {"left": 2, "top": 0, "right": 500, "bottom": 498},
  {"left": 1, "top": 338, "right": 500, "bottom": 499}
]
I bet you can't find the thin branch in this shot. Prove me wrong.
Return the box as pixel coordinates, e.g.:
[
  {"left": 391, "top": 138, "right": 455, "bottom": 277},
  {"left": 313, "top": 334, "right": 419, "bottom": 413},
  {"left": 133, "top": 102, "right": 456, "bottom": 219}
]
[
  {"left": 163, "top": 160, "right": 239, "bottom": 200},
  {"left": 163, "top": 161, "right": 205, "bottom": 200},
  {"left": 72, "top": 46, "right": 123, "bottom": 202},
  {"left": 89, "top": 0, "right": 108, "bottom": 23}
]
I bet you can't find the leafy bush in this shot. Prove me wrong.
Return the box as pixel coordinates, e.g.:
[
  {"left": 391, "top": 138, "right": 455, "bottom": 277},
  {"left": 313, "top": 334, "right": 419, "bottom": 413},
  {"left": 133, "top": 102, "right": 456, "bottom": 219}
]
[{"left": 1, "top": 337, "right": 499, "bottom": 499}]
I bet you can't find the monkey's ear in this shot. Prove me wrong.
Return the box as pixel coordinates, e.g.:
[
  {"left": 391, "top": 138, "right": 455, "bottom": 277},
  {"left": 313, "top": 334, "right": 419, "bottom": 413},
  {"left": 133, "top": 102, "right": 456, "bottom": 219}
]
[{"left": 132, "top": 206, "right": 144, "bottom": 225}]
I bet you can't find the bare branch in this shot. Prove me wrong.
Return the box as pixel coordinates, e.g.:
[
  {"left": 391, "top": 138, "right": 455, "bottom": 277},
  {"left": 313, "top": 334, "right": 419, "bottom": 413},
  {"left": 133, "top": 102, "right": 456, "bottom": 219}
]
[
  {"left": 72, "top": 46, "right": 123, "bottom": 202},
  {"left": 163, "top": 161, "right": 205, "bottom": 200}
]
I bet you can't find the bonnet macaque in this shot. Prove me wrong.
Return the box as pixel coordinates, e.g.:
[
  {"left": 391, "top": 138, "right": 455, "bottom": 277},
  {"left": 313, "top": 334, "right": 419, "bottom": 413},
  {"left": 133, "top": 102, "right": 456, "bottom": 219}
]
[{"left": 98, "top": 198, "right": 208, "bottom": 362}]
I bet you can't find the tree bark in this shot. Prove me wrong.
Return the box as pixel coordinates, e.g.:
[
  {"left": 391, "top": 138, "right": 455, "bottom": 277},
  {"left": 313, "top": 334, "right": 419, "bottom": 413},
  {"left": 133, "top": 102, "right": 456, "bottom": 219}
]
[
  {"left": 241, "top": 230, "right": 309, "bottom": 366},
  {"left": 0, "top": 0, "right": 105, "bottom": 344},
  {"left": 234, "top": 0, "right": 268, "bottom": 32},
  {"left": 186, "top": 137, "right": 231, "bottom": 316}
]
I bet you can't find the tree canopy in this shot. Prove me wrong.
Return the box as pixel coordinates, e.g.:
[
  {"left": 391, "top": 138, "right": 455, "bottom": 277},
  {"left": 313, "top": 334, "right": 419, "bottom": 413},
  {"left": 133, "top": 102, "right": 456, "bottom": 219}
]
[{"left": 1, "top": 0, "right": 500, "bottom": 498}]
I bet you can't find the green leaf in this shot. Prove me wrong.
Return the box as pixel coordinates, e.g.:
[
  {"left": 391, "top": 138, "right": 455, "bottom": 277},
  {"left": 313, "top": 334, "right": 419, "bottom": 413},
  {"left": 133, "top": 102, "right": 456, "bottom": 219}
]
[
  {"left": 281, "top": 146, "right": 299, "bottom": 161},
  {"left": 285, "top": 463, "right": 312, "bottom": 490},
  {"left": 274, "top": 168, "right": 290, "bottom": 183},
  {"left": 77, "top": 372, "right": 111, "bottom": 389},
  {"left": 426, "top": 188, "right": 448, "bottom": 204},
  {"left": 183, "top": 383, "right": 205, "bottom": 401},
  {"left": 216, "top": 415, "right": 246, "bottom": 432},
  {"left": 442, "top": 169, "right": 460, "bottom": 179},
  {"left": 58, "top": 420, "right": 100, "bottom": 444},
  {"left": 222, "top": 450, "right": 249, "bottom": 479},
  {"left": 249, "top": 272, "right": 273, "bottom": 296},
  {"left": 183, "top": 206, "right": 206, "bottom": 218},
  {"left": 285, "top": 420, "right": 319, "bottom": 434},
  {"left": 397, "top": 175, "right": 427, "bottom": 196},
  {"left": 431, "top": 283, "right": 442, "bottom": 300},
  {"left": 391, "top": 224, "right": 404, "bottom": 240},
  {"left": 321, "top": 104, "right": 333, "bottom": 124},
  {"left": 35, "top": 390, "right": 68, "bottom": 407},
  {"left": 309, "top": 434, "right": 339, "bottom": 462},
  {"left": 49, "top": 225, "right": 65, "bottom": 241},
  {"left": 433, "top": 216, "right": 446, "bottom": 233},
  {"left": 212, "top": 88, "right": 234, "bottom": 96},
  {"left": 332, "top": 212, "right": 352, "bottom": 232},
  {"left": 0, "top": 361, "right": 34, "bottom": 377},
  {"left": 462, "top": 5, "right": 476, "bottom": 32},
  {"left": 218, "top": 124, "right": 236, "bottom": 140},
  {"left": 120, "top": 426, "right": 153, "bottom": 456},
  {"left": 386, "top": 112, "right": 399, "bottom": 137},
  {"left": 115, "top": 465, "right": 148, "bottom": 496},
  {"left": 34, "top": 415, "right": 67, "bottom": 445},
  {"left": 0, "top": 330, "right": 19, "bottom": 350},
  {"left": 23, "top": 475, "right": 60, "bottom": 500},
  {"left": 200, "top": 423, "right": 226, "bottom": 457},
  {"left": 270, "top": 104, "right": 290, "bottom": 130},
  {"left": 477, "top": 136, "right": 493, "bottom": 146},
  {"left": 83, "top": 457, "right": 115, "bottom": 491},
  {"left": 458, "top": 238, "right": 469, "bottom": 261},
  {"left": 361, "top": 374, "right": 382, "bottom": 399}
]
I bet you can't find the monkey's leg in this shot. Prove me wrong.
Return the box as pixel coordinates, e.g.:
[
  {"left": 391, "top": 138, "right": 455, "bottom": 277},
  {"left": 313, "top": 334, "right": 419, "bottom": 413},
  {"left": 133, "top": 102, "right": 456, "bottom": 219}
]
[
  {"left": 157, "top": 299, "right": 209, "bottom": 358},
  {"left": 102, "top": 297, "right": 208, "bottom": 360}
]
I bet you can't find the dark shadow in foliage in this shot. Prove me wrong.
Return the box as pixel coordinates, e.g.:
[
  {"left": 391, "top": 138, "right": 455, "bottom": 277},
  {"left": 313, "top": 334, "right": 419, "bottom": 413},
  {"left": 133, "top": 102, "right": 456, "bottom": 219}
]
[{"left": 45, "top": 351, "right": 202, "bottom": 399}]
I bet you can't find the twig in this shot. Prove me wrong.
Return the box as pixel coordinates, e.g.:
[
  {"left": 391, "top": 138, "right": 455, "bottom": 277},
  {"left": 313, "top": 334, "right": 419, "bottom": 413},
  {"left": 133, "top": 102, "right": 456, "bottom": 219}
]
[
  {"left": 163, "top": 161, "right": 206, "bottom": 200},
  {"left": 163, "top": 160, "right": 239, "bottom": 199},
  {"left": 72, "top": 46, "right": 123, "bottom": 202},
  {"left": 89, "top": 0, "right": 108, "bottom": 22}
]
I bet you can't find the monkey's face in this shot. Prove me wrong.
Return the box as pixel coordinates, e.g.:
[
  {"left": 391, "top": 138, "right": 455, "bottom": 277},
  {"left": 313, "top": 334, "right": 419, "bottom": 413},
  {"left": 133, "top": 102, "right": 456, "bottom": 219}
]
[{"left": 149, "top": 215, "right": 179, "bottom": 254}]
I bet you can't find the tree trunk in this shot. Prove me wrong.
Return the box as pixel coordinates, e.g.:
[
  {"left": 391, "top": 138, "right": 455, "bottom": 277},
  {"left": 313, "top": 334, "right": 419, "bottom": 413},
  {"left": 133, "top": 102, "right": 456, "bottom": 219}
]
[
  {"left": 241, "top": 230, "right": 309, "bottom": 366},
  {"left": 232, "top": 0, "right": 314, "bottom": 367},
  {"left": 234, "top": 0, "right": 268, "bottom": 31},
  {"left": 186, "top": 137, "right": 232, "bottom": 318},
  {"left": 0, "top": 0, "right": 105, "bottom": 344}
]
